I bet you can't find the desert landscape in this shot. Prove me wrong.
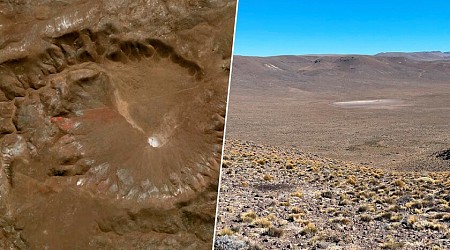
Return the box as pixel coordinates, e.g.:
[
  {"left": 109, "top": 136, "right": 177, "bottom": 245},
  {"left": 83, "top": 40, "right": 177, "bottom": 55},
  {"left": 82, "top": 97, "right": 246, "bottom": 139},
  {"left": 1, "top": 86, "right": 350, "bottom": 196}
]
[
  {"left": 226, "top": 53, "right": 450, "bottom": 171},
  {"left": 215, "top": 53, "right": 450, "bottom": 249},
  {"left": 0, "top": 0, "right": 236, "bottom": 249}
]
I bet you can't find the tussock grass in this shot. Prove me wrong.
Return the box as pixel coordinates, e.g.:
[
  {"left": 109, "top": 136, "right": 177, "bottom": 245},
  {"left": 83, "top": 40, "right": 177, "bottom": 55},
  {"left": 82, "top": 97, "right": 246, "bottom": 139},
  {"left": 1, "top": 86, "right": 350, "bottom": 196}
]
[{"left": 216, "top": 140, "right": 450, "bottom": 249}]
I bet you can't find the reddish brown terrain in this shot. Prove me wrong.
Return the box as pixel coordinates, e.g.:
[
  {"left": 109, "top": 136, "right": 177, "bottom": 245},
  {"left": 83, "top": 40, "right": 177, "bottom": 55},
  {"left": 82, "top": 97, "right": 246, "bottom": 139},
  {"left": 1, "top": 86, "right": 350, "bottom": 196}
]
[
  {"left": 0, "top": 1, "right": 236, "bottom": 249},
  {"left": 226, "top": 54, "right": 450, "bottom": 171}
]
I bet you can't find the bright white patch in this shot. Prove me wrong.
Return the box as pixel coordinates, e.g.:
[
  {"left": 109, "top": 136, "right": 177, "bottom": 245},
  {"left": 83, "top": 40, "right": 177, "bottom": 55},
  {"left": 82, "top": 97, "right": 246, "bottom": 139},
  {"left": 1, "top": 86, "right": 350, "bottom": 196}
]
[
  {"left": 334, "top": 99, "right": 397, "bottom": 105},
  {"left": 77, "top": 178, "right": 85, "bottom": 186},
  {"left": 264, "top": 63, "right": 282, "bottom": 70},
  {"left": 148, "top": 136, "right": 161, "bottom": 147},
  {"left": 332, "top": 99, "right": 409, "bottom": 109}
]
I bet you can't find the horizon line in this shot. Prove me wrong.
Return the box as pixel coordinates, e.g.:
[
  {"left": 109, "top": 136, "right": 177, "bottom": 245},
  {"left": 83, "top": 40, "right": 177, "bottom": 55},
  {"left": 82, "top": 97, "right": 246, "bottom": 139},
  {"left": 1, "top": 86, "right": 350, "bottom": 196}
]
[{"left": 233, "top": 50, "right": 450, "bottom": 57}]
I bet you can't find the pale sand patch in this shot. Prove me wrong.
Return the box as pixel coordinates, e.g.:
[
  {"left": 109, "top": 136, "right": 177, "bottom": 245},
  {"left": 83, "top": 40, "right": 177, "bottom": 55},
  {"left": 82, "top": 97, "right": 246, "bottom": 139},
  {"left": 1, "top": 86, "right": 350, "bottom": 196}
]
[{"left": 113, "top": 89, "right": 145, "bottom": 133}]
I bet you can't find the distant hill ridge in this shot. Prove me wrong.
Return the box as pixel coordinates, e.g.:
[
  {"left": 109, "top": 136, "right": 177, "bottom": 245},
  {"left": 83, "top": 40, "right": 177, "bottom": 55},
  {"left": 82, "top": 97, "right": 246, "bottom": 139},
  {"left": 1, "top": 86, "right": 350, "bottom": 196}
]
[
  {"left": 375, "top": 51, "right": 450, "bottom": 61},
  {"left": 231, "top": 52, "right": 450, "bottom": 92}
]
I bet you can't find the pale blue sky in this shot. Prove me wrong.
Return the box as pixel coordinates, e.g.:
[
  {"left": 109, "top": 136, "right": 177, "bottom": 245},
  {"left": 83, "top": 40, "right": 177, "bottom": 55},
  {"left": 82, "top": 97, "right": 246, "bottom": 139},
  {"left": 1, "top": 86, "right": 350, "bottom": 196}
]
[{"left": 234, "top": 0, "right": 450, "bottom": 56}]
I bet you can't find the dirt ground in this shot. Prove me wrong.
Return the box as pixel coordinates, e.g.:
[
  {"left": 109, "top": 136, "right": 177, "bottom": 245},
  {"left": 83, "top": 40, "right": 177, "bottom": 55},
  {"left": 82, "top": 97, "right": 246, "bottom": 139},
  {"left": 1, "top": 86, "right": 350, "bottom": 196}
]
[{"left": 0, "top": 1, "right": 236, "bottom": 249}]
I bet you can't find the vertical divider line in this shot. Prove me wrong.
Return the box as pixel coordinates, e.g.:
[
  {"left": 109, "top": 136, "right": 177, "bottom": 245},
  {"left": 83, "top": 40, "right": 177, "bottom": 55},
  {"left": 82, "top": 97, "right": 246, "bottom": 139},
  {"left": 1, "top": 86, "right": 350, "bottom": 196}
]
[{"left": 212, "top": 0, "right": 240, "bottom": 248}]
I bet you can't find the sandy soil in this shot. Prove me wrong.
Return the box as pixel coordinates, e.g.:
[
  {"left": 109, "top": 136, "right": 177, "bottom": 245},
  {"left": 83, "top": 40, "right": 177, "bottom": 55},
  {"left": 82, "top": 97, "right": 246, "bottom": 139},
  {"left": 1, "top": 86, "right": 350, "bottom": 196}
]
[{"left": 0, "top": 1, "right": 236, "bottom": 249}]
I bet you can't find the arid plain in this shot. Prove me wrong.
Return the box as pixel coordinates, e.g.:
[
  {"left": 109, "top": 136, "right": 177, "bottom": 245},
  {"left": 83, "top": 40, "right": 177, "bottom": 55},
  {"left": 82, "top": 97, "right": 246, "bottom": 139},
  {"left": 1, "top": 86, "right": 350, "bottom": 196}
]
[
  {"left": 227, "top": 53, "right": 450, "bottom": 171},
  {"left": 215, "top": 52, "right": 450, "bottom": 249}
]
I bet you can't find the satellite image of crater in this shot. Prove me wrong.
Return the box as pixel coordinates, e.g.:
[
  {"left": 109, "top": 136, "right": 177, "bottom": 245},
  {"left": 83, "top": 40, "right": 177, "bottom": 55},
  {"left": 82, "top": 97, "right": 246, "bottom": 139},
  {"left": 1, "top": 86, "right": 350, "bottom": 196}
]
[{"left": 0, "top": 0, "right": 236, "bottom": 249}]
